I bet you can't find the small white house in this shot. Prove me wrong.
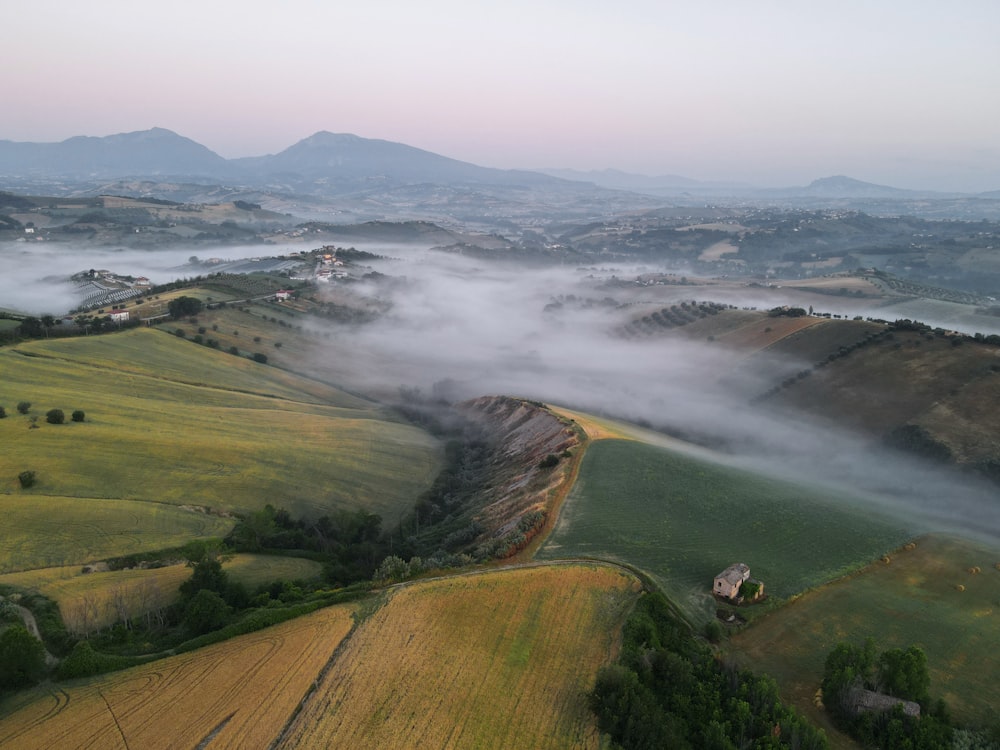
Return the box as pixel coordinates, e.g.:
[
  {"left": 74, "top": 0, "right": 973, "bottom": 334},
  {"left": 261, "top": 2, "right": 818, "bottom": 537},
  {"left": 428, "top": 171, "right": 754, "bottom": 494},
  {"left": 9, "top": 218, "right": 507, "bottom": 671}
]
[
  {"left": 108, "top": 310, "right": 130, "bottom": 323},
  {"left": 275, "top": 290, "right": 293, "bottom": 301}
]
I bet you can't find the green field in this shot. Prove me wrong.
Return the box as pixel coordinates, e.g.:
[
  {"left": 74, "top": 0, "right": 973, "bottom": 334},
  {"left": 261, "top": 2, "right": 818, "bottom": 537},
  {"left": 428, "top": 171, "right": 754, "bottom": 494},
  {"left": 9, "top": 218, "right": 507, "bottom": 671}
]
[
  {"left": 727, "top": 534, "right": 1000, "bottom": 732},
  {"left": 0, "top": 496, "right": 233, "bottom": 573},
  {"left": 0, "top": 329, "right": 442, "bottom": 570},
  {"left": 538, "top": 439, "right": 915, "bottom": 622}
]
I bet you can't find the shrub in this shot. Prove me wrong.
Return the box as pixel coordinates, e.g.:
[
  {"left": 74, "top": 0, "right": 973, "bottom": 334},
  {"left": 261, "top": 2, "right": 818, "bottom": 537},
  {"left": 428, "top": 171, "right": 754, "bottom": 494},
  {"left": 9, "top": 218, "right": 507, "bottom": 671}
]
[
  {"left": 538, "top": 453, "right": 560, "bottom": 469},
  {"left": 18, "top": 470, "right": 36, "bottom": 489},
  {"left": 16, "top": 401, "right": 30, "bottom": 415},
  {"left": 0, "top": 406, "right": 5, "bottom": 419},
  {"left": 253, "top": 353, "right": 268, "bottom": 364},
  {"left": 71, "top": 410, "right": 85, "bottom": 422},
  {"left": 45, "top": 408, "right": 65, "bottom": 425}
]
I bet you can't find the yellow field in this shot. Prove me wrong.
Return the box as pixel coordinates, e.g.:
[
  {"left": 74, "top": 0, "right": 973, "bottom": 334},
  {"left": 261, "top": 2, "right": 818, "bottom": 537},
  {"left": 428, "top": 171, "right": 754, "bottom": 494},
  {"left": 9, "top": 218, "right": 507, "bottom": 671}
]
[
  {"left": 279, "top": 563, "right": 641, "bottom": 750},
  {"left": 0, "top": 496, "right": 233, "bottom": 574},
  {"left": 0, "top": 603, "right": 356, "bottom": 750},
  {"left": 0, "top": 329, "right": 442, "bottom": 523},
  {"left": 0, "top": 555, "right": 323, "bottom": 633}
]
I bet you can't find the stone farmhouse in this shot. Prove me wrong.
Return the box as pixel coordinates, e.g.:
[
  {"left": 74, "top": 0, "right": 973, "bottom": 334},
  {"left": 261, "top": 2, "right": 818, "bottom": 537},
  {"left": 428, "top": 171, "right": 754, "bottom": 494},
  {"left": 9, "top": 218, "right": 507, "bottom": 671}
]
[{"left": 713, "top": 563, "right": 764, "bottom": 602}]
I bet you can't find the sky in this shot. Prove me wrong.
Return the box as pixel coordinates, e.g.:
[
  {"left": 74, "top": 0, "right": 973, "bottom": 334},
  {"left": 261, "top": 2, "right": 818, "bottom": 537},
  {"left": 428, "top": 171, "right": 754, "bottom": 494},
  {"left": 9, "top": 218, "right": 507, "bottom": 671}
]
[{"left": 2, "top": 0, "right": 999, "bottom": 191}]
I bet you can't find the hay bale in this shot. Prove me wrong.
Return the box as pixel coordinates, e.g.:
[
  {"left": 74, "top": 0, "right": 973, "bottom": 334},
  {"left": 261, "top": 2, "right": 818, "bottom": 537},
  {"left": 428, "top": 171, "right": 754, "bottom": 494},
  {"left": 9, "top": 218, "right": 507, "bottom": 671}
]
[
  {"left": 881, "top": 555, "right": 891, "bottom": 564},
  {"left": 956, "top": 584, "right": 966, "bottom": 592},
  {"left": 903, "top": 542, "right": 916, "bottom": 551}
]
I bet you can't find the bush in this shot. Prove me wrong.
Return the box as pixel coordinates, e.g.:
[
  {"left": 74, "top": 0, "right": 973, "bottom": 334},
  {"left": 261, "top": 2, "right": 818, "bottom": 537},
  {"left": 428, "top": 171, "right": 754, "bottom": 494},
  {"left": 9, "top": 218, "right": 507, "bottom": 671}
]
[
  {"left": 252, "top": 353, "right": 268, "bottom": 364},
  {"left": 71, "top": 410, "right": 85, "bottom": 423},
  {"left": 0, "top": 626, "right": 46, "bottom": 691},
  {"left": 45, "top": 408, "right": 65, "bottom": 425},
  {"left": 16, "top": 401, "right": 30, "bottom": 415},
  {"left": 18, "top": 470, "right": 36, "bottom": 489},
  {"left": 538, "top": 453, "right": 560, "bottom": 469},
  {"left": 0, "top": 406, "right": 5, "bottom": 419}
]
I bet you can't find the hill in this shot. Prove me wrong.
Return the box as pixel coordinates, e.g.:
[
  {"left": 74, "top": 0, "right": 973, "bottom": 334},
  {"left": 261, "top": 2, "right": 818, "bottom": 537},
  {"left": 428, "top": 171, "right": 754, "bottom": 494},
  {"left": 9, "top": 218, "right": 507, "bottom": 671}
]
[{"left": 0, "top": 329, "right": 442, "bottom": 568}]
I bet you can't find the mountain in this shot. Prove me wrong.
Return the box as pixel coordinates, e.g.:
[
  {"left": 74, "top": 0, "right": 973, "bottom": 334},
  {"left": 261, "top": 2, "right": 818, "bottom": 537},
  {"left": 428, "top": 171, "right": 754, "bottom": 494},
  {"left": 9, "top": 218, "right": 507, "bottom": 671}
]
[
  {"left": 233, "top": 131, "right": 575, "bottom": 194},
  {"left": 0, "top": 127, "right": 231, "bottom": 179},
  {"left": 798, "top": 175, "right": 915, "bottom": 198}
]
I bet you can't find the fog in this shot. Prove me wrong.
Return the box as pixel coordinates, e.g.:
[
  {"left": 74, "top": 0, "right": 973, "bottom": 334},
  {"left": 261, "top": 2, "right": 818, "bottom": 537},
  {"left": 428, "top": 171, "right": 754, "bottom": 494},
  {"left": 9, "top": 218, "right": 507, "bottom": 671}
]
[
  {"left": 0, "top": 242, "right": 285, "bottom": 314},
  {"left": 312, "top": 251, "right": 1000, "bottom": 542}
]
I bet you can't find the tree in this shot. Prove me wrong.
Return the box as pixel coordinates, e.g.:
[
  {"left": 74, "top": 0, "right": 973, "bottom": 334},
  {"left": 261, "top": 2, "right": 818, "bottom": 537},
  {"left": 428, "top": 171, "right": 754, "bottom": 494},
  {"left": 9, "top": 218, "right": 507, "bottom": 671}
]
[
  {"left": 71, "top": 410, "right": 85, "bottom": 422},
  {"left": 167, "top": 296, "right": 203, "bottom": 319},
  {"left": 252, "top": 352, "right": 268, "bottom": 364},
  {"left": 16, "top": 401, "right": 30, "bottom": 415},
  {"left": 45, "top": 409, "right": 65, "bottom": 425},
  {"left": 184, "top": 589, "right": 231, "bottom": 635},
  {"left": 0, "top": 406, "right": 6, "bottom": 419},
  {"left": 18, "top": 470, "right": 36, "bottom": 489},
  {"left": 0, "top": 625, "right": 45, "bottom": 691}
]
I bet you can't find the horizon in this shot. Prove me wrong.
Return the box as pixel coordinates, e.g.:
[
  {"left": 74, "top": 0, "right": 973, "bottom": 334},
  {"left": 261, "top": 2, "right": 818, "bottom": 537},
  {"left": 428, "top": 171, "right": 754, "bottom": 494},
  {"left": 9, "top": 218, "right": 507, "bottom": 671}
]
[{"left": 2, "top": 1, "right": 999, "bottom": 193}]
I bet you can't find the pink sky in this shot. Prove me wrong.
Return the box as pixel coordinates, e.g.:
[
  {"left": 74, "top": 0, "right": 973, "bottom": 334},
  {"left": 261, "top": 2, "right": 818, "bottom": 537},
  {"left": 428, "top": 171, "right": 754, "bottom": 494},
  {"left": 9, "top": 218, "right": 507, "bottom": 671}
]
[{"left": 3, "top": 0, "right": 1000, "bottom": 191}]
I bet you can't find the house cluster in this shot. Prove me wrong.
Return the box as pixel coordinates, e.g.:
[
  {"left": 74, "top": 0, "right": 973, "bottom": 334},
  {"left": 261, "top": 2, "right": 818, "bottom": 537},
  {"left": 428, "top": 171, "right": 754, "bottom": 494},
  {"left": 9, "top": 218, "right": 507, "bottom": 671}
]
[
  {"left": 713, "top": 563, "right": 764, "bottom": 603},
  {"left": 315, "top": 249, "right": 348, "bottom": 282}
]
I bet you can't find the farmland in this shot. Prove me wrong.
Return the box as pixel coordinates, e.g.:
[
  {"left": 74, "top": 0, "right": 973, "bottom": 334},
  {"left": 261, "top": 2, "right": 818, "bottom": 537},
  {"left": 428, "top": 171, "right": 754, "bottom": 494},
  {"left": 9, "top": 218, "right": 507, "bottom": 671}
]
[
  {"left": 0, "top": 603, "right": 356, "bottom": 749},
  {"left": 537, "top": 439, "right": 914, "bottom": 622},
  {"left": 0, "top": 554, "right": 322, "bottom": 632},
  {"left": 0, "top": 329, "right": 442, "bottom": 522},
  {"left": 278, "top": 563, "right": 641, "bottom": 749},
  {"left": 727, "top": 534, "right": 1000, "bottom": 733},
  {"left": 0, "top": 496, "right": 233, "bottom": 573}
]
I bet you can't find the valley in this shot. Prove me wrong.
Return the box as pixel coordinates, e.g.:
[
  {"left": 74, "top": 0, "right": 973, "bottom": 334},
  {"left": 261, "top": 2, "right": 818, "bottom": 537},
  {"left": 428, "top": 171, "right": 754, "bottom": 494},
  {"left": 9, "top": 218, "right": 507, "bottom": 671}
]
[{"left": 1, "top": 179, "right": 1000, "bottom": 749}]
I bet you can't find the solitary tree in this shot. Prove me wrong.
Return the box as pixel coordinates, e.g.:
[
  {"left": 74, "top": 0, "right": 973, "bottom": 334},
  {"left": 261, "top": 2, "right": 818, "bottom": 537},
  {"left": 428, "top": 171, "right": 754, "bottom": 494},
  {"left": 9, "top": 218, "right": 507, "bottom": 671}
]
[
  {"left": 18, "top": 471, "right": 36, "bottom": 489},
  {"left": 46, "top": 409, "right": 65, "bottom": 425},
  {"left": 16, "top": 401, "right": 30, "bottom": 415},
  {"left": 167, "top": 296, "right": 204, "bottom": 319},
  {"left": 71, "top": 410, "right": 85, "bottom": 423},
  {"left": 0, "top": 625, "right": 46, "bottom": 691}
]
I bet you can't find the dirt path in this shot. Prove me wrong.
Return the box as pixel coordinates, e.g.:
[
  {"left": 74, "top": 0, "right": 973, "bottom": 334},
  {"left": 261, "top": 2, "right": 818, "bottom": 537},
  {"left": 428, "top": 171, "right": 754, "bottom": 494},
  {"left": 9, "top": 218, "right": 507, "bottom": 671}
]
[{"left": 11, "top": 603, "right": 60, "bottom": 667}]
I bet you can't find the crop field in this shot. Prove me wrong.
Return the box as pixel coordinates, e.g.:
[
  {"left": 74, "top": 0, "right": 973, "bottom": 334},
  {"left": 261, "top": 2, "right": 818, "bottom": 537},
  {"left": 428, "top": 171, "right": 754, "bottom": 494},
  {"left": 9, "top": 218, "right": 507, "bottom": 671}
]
[
  {"left": 0, "top": 330, "right": 442, "bottom": 520},
  {"left": 0, "top": 603, "right": 356, "bottom": 749},
  {"left": 0, "top": 554, "right": 322, "bottom": 632},
  {"left": 0, "top": 496, "right": 233, "bottom": 573},
  {"left": 278, "top": 563, "right": 641, "bottom": 749},
  {"left": 727, "top": 534, "right": 1000, "bottom": 731},
  {"left": 537, "top": 439, "right": 915, "bottom": 622}
]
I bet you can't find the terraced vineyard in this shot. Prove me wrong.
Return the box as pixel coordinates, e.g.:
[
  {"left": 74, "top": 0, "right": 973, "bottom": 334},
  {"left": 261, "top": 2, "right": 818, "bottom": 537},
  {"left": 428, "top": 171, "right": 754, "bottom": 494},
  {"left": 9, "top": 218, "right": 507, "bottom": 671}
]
[
  {"left": 0, "top": 603, "right": 356, "bottom": 749},
  {"left": 537, "top": 439, "right": 915, "bottom": 622},
  {"left": 278, "top": 564, "right": 640, "bottom": 749}
]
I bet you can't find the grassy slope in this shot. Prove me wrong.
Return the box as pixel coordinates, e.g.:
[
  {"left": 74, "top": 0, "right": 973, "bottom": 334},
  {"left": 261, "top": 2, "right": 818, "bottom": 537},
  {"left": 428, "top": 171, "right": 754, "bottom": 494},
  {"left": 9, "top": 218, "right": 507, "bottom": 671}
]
[
  {"left": 0, "top": 496, "right": 233, "bottom": 573},
  {"left": 0, "top": 604, "right": 356, "bottom": 749},
  {"left": 727, "top": 535, "right": 1000, "bottom": 732},
  {"left": 537, "top": 439, "right": 914, "bottom": 622},
  {"left": 0, "top": 554, "right": 323, "bottom": 632},
  {"left": 279, "top": 564, "right": 640, "bottom": 750},
  {"left": 0, "top": 329, "right": 442, "bottom": 559}
]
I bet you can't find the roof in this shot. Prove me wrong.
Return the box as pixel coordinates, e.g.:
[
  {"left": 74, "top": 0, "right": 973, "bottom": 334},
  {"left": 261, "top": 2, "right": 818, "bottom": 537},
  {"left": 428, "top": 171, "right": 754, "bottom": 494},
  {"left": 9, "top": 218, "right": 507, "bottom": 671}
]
[{"left": 716, "top": 563, "right": 750, "bottom": 585}]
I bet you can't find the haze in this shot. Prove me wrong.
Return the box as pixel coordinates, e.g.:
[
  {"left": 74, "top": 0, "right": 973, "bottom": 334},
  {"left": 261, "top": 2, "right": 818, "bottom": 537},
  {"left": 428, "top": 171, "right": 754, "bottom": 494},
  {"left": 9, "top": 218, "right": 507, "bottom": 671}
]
[
  {"left": 3, "top": 1, "right": 999, "bottom": 192},
  {"left": 307, "top": 251, "right": 1000, "bottom": 542}
]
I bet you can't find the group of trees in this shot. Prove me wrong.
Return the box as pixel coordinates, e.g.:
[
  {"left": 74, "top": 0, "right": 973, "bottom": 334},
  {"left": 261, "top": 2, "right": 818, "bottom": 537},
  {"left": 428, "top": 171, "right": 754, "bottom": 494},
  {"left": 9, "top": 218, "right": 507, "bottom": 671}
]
[
  {"left": 821, "top": 638, "right": 953, "bottom": 749},
  {"left": 0, "top": 401, "right": 85, "bottom": 425},
  {"left": 590, "top": 592, "right": 827, "bottom": 749}
]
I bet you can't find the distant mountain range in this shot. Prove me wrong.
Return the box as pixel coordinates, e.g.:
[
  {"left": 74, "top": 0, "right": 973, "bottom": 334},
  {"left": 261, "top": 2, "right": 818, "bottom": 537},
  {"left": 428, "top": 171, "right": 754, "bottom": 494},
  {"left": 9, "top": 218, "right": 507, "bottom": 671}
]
[{"left": 0, "top": 129, "right": 996, "bottom": 222}]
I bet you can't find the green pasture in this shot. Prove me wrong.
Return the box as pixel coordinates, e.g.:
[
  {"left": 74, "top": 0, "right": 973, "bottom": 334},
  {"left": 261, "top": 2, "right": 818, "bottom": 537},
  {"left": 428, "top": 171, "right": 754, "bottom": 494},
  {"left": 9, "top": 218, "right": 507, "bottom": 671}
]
[
  {"left": 0, "top": 330, "right": 442, "bottom": 525},
  {"left": 728, "top": 534, "right": 1000, "bottom": 730},
  {"left": 537, "top": 439, "right": 914, "bottom": 622},
  {"left": 17, "top": 328, "right": 371, "bottom": 409},
  {"left": 0, "top": 496, "right": 233, "bottom": 573}
]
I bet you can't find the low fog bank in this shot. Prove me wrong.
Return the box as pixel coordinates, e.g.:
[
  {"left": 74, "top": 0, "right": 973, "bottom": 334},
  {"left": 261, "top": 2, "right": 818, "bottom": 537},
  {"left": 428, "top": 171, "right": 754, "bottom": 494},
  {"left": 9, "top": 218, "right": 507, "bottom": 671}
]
[
  {"left": 0, "top": 242, "right": 287, "bottom": 314},
  {"left": 310, "top": 252, "right": 1000, "bottom": 541}
]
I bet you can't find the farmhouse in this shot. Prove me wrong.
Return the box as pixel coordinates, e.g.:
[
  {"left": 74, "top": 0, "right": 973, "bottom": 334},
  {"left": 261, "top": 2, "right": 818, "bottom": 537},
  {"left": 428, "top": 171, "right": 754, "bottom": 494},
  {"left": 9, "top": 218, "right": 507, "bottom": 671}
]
[
  {"left": 108, "top": 309, "right": 130, "bottom": 323},
  {"left": 848, "top": 688, "right": 920, "bottom": 718},
  {"left": 714, "top": 563, "right": 750, "bottom": 599},
  {"left": 275, "top": 290, "right": 293, "bottom": 301}
]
